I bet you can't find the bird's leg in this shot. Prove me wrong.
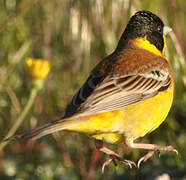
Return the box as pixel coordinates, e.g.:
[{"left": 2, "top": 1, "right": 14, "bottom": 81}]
[
  {"left": 126, "top": 141, "right": 178, "bottom": 168},
  {"left": 95, "top": 140, "right": 136, "bottom": 173}
]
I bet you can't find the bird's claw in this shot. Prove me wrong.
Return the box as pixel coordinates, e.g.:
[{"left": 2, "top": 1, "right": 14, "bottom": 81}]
[
  {"left": 102, "top": 154, "right": 136, "bottom": 173},
  {"left": 102, "top": 158, "right": 113, "bottom": 173},
  {"left": 137, "top": 150, "right": 154, "bottom": 168}
]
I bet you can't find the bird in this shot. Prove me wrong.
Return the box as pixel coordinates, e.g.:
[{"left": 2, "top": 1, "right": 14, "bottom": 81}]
[{"left": 5, "top": 10, "right": 178, "bottom": 172}]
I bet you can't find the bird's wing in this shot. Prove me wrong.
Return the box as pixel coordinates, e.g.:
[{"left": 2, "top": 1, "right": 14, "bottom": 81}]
[{"left": 64, "top": 66, "right": 171, "bottom": 118}]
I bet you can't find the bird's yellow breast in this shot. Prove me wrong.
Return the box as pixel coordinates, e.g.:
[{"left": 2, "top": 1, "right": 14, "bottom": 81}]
[
  {"left": 68, "top": 81, "right": 174, "bottom": 144},
  {"left": 120, "top": 82, "right": 174, "bottom": 142}
]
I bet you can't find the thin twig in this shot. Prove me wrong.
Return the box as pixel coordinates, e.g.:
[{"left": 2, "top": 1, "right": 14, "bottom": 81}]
[
  {"left": 6, "top": 84, "right": 22, "bottom": 114},
  {"left": 0, "top": 87, "right": 39, "bottom": 151}
]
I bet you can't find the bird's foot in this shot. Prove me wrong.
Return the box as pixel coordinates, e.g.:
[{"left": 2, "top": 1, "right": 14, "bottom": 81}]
[
  {"left": 137, "top": 145, "right": 178, "bottom": 168},
  {"left": 99, "top": 146, "right": 136, "bottom": 173}
]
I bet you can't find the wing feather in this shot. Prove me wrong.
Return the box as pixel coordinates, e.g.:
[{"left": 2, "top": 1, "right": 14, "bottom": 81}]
[{"left": 64, "top": 69, "right": 171, "bottom": 118}]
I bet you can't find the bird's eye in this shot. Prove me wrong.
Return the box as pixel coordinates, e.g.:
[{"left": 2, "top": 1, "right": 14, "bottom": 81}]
[{"left": 157, "top": 26, "right": 162, "bottom": 33}]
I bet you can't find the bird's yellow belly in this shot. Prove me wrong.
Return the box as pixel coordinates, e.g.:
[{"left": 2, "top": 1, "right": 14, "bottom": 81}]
[{"left": 68, "top": 84, "right": 174, "bottom": 144}]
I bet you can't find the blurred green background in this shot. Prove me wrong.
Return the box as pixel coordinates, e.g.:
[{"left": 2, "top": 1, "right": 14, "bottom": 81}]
[{"left": 0, "top": 0, "right": 186, "bottom": 179}]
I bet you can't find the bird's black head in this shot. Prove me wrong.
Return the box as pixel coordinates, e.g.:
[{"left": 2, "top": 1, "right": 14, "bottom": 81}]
[{"left": 117, "top": 10, "right": 165, "bottom": 52}]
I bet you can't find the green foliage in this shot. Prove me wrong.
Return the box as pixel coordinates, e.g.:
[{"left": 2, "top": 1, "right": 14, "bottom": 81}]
[{"left": 0, "top": 0, "right": 186, "bottom": 179}]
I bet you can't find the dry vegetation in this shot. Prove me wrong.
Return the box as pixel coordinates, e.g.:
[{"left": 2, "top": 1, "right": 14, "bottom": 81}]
[{"left": 0, "top": 0, "right": 186, "bottom": 179}]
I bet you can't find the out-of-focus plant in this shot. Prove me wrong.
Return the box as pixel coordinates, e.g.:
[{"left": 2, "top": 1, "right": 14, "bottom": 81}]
[
  {"left": 0, "top": 0, "right": 186, "bottom": 179},
  {"left": 0, "top": 58, "right": 51, "bottom": 151}
]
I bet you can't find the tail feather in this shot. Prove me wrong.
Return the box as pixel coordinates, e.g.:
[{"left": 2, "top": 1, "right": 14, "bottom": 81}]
[{"left": 4, "top": 117, "right": 83, "bottom": 141}]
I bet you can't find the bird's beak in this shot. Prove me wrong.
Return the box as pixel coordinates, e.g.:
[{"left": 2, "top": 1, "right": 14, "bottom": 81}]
[{"left": 163, "top": 25, "right": 172, "bottom": 36}]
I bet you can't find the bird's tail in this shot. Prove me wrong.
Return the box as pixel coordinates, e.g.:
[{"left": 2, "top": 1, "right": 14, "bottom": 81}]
[{"left": 4, "top": 117, "right": 83, "bottom": 141}]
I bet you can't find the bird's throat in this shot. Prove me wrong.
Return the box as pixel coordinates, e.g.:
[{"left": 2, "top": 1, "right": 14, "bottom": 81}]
[{"left": 132, "top": 37, "right": 165, "bottom": 57}]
